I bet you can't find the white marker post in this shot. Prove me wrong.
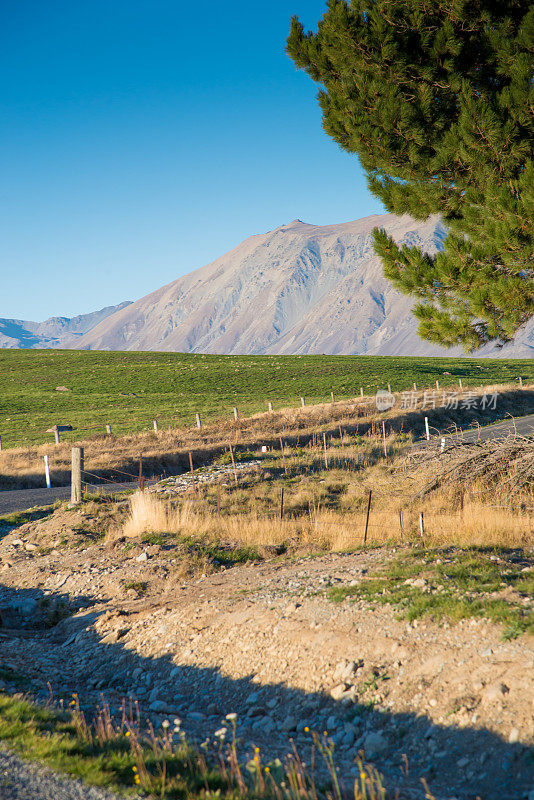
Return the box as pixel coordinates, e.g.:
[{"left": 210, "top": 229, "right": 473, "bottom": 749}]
[
  {"left": 424, "top": 417, "right": 430, "bottom": 441},
  {"left": 44, "top": 455, "right": 51, "bottom": 489}
]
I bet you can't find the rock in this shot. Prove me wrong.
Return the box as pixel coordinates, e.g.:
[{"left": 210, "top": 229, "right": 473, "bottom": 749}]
[
  {"left": 136, "top": 552, "right": 148, "bottom": 562},
  {"left": 24, "top": 543, "right": 38, "bottom": 552},
  {"left": 482, "top": 682, "right": 510, "bottom": 703},
  {"left": 281, "top": 716, "right": 297, "bottom": 732},
  {"left": 508, "top": 727, "right": 519, "bottom": 743},
  {"left": 326, "top": 715, "right": 338, "bottom": 731},
  {"left": 363, "top": 732, "right": 388, "bottom": 759},
  {"left": 330, "top": 683, "right": 348, "bottom": 701},
  {"left": 246, "top": 692, "right": 260, "bottom": 705},
  {"left": 149, "top": 700, "right": 168, "bottom": 713},
  {"left": 187, "top": 711, "right": 205, "bottom": 723},
  {"left": 55, "top": 386, "right": 70, "bottom": 391}
]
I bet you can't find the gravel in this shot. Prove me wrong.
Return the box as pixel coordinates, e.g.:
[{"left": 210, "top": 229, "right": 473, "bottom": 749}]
[{"left": 0, "top": 747, "right": 124, "bottom": 800}]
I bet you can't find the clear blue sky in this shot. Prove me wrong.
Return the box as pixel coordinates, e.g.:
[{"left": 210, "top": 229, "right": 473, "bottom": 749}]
[{"left": 0, "top": 0, "right": 383, "bottom": 320}]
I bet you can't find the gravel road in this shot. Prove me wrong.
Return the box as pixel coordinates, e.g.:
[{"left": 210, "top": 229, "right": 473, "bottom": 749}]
[{"left": 0, "top": 747, "right": 123, "bottom": 800}]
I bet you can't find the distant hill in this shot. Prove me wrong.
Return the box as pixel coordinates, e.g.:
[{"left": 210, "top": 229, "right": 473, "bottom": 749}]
[
  {"left": 71, "top": 214, "right": 534, "bottom": 357},
  {"left": 0, "top": 302, "right": 132, "bottom": 349}
]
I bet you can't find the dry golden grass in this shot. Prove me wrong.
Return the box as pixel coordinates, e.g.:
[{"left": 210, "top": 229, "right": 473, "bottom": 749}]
[
  {"left": 1, "top": 382, "right": 532, "bottom": 490},
  {"left": 119, "top": 484, "right": 533, "bottom": 552}
]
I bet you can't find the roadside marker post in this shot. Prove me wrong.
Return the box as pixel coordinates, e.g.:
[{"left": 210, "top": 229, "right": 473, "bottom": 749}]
[
  {"left": 44, "top": 455, "right": 51, "bottom": 489},
  {"left": 153, "top": 419, "right": 159, "bottom": 433},
  {"left": 424, "top": 417, "right": 430, "bottom": 441},
  {"left": 301, "top": 396, "right": 306, "bottom": 408},
  {"left": 195, "top": 413, "right": 202, "bottom": 429}
]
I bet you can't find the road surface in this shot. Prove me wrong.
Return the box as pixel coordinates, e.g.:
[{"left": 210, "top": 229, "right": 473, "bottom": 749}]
[{"left": 1, "top": 414, "right": 533, "bottom": 517}]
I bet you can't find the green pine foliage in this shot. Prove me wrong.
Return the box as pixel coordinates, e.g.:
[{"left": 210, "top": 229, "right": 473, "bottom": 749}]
[{"left": 287, "top": 1, "right": 534, "bottom": 350}]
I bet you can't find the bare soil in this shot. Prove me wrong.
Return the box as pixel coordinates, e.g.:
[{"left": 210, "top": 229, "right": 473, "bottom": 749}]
[{"left": 0, "top": 508, "right": 532, "bottom": 800}]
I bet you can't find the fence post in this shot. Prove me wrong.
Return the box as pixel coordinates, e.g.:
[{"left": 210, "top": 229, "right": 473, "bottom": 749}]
[
  {"left": 360, "top": 388, "right": 364, "bottom": 397},
  {"left": 153, "top": 419, "right": 159, "bottom": 433},
  {"left": 436, "top": 380, "right": 440, "bottom": 389},
  {"left": 413, "top": 382, "right": 417, "bottom": 391},
  {"left": 440, "top": 437, "right": 446, "bottom": 453},
  {"left": 419, "top": 512, "right": 425, "bottom": 538},
  {"left": 188, "top": 451, "right": 196, "bottom": 490},
  {"left": 301, "top": 397, "right": 306, "bottom": 408},
  {"left": 399, "top": 509, "right": 404, "bottom": 540},
  {"left": 363, "top": 490, "right": 372, "bottom": 545},
  {"left": 54, "top": 428, "right": 60, "bottom": 445},
  {"left": 217, "top": 482, "right": 221, "bottom": 517},
  {"left": 106, "top": 424, "right": 112, "bottom": 436},
  {"left": 138, "top": 454, "right": 145, "bottom": 491},
  {"left": 424, "top": 417, "right": 430, "bottom": 441},
  {"left": 228, "top": 443, "right": 238, "bottom": 487},
  {"left": 280, "top": 487, "right": 284, "bottom": 521},
  {"left": 279, "top": 436, "right": 287, "bottom": 475},
  {"left": 44, "top": 455, "right": 51, "bottom": 489},
  {"left": 195, "top": 413, "right": 202, "bottom": 429},
  {"left": 71, "top": 447, "right": 84, "bottom": 503},
  {"left": 268, "top": 401, "right": 273, "bottom": 412},
  {"left": 233, "top": 407, "right": 239, "bottom": 421},
  {"left": 382, "top": 420, "right": 387, "bottom": 458},
  {"left": 459, "top": 378, "right": 463, "bottom": 389},
  {"left": 519, "top": 376, "right": 523, "bottom": 388},
  {"left": 388, "top": 383, "right": 391, "bottom": 393},
  {"left": 323, "top": 432, "right": 328, "bottom": 469},
  {"left": 331, "top": 391, "right": 335, "bottom": 403}
]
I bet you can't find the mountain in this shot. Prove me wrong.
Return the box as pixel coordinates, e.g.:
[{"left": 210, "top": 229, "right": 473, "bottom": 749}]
[
  {"left": 0, "top": 302, "right": 132, "bottom": 349},
  {"left": 72, "top": 214, "right": 534, "bottom": 357}
]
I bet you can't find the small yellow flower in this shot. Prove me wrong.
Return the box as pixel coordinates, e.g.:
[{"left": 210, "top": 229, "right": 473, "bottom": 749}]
[
  {"left": 132, "top": 766, "right": 138, "bottom": 773},
  {"left": 134, "top": 775, "right": 140, "bottom": 785},
  {"left": 304, "top": 726, "right": 310, "bottom": 733},
  {"left": 360, "top": 772, "right": 366, "bottom": 782},
  {"left": 254, "top": 747, "right": 260, "bottom": 754},
  {"left": 323, "top": 730, "right": 328, "bottom": 736},
  {"left": 265, "top": 767, "right": 270, "bottom": 773},
  {"left": 125, "top": 731, "right": 130, "bottom": 737}
]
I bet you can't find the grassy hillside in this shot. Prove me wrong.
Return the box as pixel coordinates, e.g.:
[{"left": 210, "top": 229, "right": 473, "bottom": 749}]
[{"left": 0, "top": 349, "right": 532, "bottom": 448}]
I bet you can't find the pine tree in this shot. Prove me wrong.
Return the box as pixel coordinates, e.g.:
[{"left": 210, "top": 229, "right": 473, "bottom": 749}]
[{"left": 287, "top": 1, "right": 534, "bottom": 350}]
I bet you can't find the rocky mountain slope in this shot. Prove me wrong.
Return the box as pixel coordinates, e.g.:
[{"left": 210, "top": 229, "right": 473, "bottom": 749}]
[
  {"left": 0, "top": 302, "right": 132, "bottom": 349},
  {"left": 71, "top": 214, "right": 534, "bottom": 357}
]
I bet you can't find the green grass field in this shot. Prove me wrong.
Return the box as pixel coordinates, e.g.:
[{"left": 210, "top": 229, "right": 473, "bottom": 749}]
[{"left": 0, "top": 349, "right": 532, "bottom": 448}]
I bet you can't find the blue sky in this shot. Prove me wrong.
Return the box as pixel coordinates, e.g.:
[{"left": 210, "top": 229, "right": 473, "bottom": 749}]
[{"left": 0, "top": 0, "right": 383, "bottom": 320}]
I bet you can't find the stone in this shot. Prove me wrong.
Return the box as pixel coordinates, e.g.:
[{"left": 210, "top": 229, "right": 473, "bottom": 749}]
[
  {"left": 508, "top": 727, "right": 519, "bottom": 743},
  {"left": 330, "top": 683, "right": 348, "bottom": 701},
  {"left": 136, "top": 552, "right": 148, "bottom": 562},
  {"left": 363, "top": 732, "right": 388, "bottom": 760},
  {"left": 281, "top": 716, "right": 297, "bottom": 732},
  {"left": 149, "top": 700, "right": 168, "bottom": 713}
]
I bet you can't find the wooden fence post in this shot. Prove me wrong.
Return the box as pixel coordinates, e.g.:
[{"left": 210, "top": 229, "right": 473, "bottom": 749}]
[
  {"left": 331, "top": 391, "right": 335, "bottom": 403},
  {"left": 153, "top": 419, "right": 159, "bottom": 433},
  {"left": 399, "top": 509, "right": 404, "bottom": 540},
  {"left": 228, "top": 443, "right": 238, "bottom": 487},
  {"left": 323, "top": 432, "right": 328, "bottom": 469},
  {"left": 268, "top": 401, "right": 273, "bottom": 412},
  {"left": 188, "top": 451, "right": 196, "bottom": 490},
  {"left": 519, "top": 376, "right": 523, "bottom": 388},
  {"left": 363, "top": 490, "right": 372, "bottom": 545},
  {"left": 339, "top": 424, "right": 344, "bottom": 451},
  {"left": 413, "top": 383, "right": 417, "bottom": 391},
  {"left": 217, "top": 482, "right": 221, "bottom": 517},
  {"left": 195, "top": 413, "right": 202, "bottom": 429},
  {"left": 71, "top": 447, "right": 84, "bottom": 503},
  {"left": 360, "top": 388, "right": 364, "bottom": 397},
  {"left": 388, "top": 383, "right": 391, "bottom": 393},
  {"left": 233, "top": 407, "right": 239, "bottom": 421},
  {"left": 279, "top": 437, "right": 287, "bottom": 475},
  {"left": 138, "top": 454, "right": 145, "bottom": 491},
  {"left": 280, "top": 487, "right": 284, "bottom": 521},
  {"left": 419, "top": 512, "right": 425, "bottom": 538},
  {"left": 105, "top": 424, "right": 112, "bottom": 436},
  {"left": 54, "top": 428, "right": 60, "bottom": 445},
  {"left": 382, "top": 420, "right": 387, "bottom": 458},
  {"left": 436, "top": 380, "right": 440, "bottom": 389},
  {"left": 459, "top": 378, "right": 463, "bottom": 389},
  {"left": 44, "top": 455, "right": 51, "bottom": 489},
  {"left": 301, "top": 396, "right": 306, "bottom": 408}
]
